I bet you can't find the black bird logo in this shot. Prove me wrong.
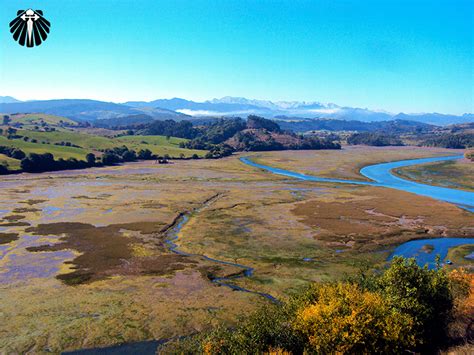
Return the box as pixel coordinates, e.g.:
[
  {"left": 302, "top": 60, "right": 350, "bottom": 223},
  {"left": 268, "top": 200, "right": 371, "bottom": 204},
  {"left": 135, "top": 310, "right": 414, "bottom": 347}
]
[{"left": 9, "top": 9, "right": 51, "bottom": 47}]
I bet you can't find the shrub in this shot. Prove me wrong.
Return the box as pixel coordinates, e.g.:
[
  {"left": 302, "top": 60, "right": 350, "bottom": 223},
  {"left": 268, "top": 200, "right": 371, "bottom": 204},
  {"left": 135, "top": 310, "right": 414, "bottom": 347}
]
[
  {"left": 86, "top": 153, "right": 96, "bottom": 166},
  {"left": 137, "top": 148, "right": 153, "bottom": 160},
  {"left": 0, "top": 146, "right": 26, "bottom": 160},
  {"left": 293, "top": 282, "right": 415, "bottom": 353},
  {"left": 378, "top": 257, "right": 454, "bottom": 350},
  {"left": 0, "top": 164, "right": 9, "bottom": 175},
  {"left": 10, "top": 148, "right": 25, "bottom": 160},
  {"left": 101, "top": 152, "right": 121, "bottom": 165},
  {"left": 21, "top": 153, "right": 55, "bottom": 172},
  {"left": 122, "top": 149, "right": 137, "bottom": 162}
]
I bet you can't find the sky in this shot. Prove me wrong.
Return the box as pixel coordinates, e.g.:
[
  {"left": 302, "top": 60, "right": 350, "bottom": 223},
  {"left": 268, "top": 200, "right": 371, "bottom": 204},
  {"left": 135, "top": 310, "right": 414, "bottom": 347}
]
[{"left": 0, "top": 0, "right": 472, "bottom": 114}]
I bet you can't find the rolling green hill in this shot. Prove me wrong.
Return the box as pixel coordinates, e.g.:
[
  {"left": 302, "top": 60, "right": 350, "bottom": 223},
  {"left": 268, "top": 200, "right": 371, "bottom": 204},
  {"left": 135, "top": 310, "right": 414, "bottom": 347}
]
[
  {"left": 5, "top": 113, "right": 79, "bottom": 127},
  {"left": 15, "top": 130, "right": 205, "bottom": 156},
  {"left": 0, "top": 135, "right": 89, "bottom": 159},
  {"left": 0, "top": 127, "right": 207, "bottom": 170},
  {"left": 0, "top": 153, "right": 21, "bottom": 170}
]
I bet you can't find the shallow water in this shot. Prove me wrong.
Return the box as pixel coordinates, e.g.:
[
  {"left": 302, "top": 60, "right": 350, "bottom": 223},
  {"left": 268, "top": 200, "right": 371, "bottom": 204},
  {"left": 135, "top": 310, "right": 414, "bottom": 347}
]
[
  {"left": 241, "top": 155, "right": 474, "bottom": 211},
  {"left": 0, "top": 234, "right": 75, "bottom": 284},
  {"left": 63, "top": 339, "right": 166, "bottom": 355},
  {"left": 389, "top": 238, "right": 474, "bottom": 268},
  {"left": 360, "top": 155, "right": 474, "bottom": 210},
  {"left": 165, "top": 213, "right": 280, "bottom": 303},
  {"left": 240, "top": 155, "right": 474, "bottom": 269}
]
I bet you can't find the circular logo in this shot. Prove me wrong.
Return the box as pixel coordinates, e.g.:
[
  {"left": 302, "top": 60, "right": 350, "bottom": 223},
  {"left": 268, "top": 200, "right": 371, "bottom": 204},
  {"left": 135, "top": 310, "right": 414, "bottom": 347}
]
[{"left": 9, "top": 9, "right": 51, "bottom": 47}]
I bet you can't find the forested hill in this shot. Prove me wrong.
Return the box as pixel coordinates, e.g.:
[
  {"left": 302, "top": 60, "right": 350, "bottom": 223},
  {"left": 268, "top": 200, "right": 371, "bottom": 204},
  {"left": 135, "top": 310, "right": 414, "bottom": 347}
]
[
  {"left": 276, "top": 118, "right": 436, "bottom": 134},
  {"left": 139, "top": 115, "right": 341, "bottom": 155}
]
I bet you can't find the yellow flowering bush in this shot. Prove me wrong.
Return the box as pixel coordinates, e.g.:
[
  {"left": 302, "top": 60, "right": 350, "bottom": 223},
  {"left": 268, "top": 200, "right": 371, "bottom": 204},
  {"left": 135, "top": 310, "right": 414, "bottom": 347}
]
[
  {"left": 161, "top": 257, "right": 470, "bottom": 354},
  {"left": 293, "top": 283, "right": 415, "bottom": 353}
]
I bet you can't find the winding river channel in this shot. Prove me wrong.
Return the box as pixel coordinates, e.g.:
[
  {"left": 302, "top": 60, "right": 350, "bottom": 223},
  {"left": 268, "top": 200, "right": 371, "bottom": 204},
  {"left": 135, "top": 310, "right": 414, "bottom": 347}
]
[
  {"left": 163, "top": 154, "right": 473, "bottom": 302},
  {"left": 66, "top": 154, "right": 473, "bottom": 354},
  {"left": 241, "top": 155, "right": 474, "bottom": 211},
  {"left": 240, "top": 155, "right": 474, "bottom": 265},
  {"left": 164, "top": 213, "right": 280, "bottom": 303}
]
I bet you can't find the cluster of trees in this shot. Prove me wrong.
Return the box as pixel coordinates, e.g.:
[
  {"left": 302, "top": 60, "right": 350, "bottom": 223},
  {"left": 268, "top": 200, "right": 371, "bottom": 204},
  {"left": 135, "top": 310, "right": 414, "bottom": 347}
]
[
  {"left": 182, "top": 118, "right": 247, "bottom": 149},
  {"left": 100, "top": 146, "right": 138, "bottom": 165},
  {"left": 246, "top": 115, "right": 281, "bottom": 132},
  {"left": 180, "top": 116, "right": 341, "bottom": 153},
  {"left": 347, "top": 132, "right": 404, "bottom": 146},
  {"left": 233, "top": 132, "right": 341, "bottom": 151},
  {"left": 141, "top": 119, "right": 198, "bottom": 139},
  {"left": 298, "top": 136, "right": 341, "bottom": 150},
  {"left": 99, "top": 146, "right": 184, "bottom": 164},
  {"left": 0, "top": 142, "right": 202, "bottom": 175},
  {"left": 0, "top": 164, "right": 8, "bottom": 175},
  {"left": 233, "top": 131, "right": 285, "bottom": 151},
  {"left": 0, "top": 146, "right": 26, "bottom": 160},
  {"left": 122, "top": 116, "right": 340, "bottom": 157},
  {"left": 277, "top": 118, "right": 436, "bottom": 134},
  {"left": 17, "top": 147, "right": 160, "bottom": 174},
  {"left": 179, "top": 118, "right": 247, "bottom": 157},
  {"left": 20, "top": 153, "right": 93, "bottom": 173},
  {"left": 0, "top": 127, "right": 20, "bottom": 139},
  {"left": 53, "top": 141, "right": 81, "bottom": 148},
  {"left": 204, "top": 144, "right": 234, "bottom": 159},
  {"left": 164, "top": 257, "right": 471, "bottom": 354},
  {"left": 421, "top": 133, "right": 474, "bottom": 149}
]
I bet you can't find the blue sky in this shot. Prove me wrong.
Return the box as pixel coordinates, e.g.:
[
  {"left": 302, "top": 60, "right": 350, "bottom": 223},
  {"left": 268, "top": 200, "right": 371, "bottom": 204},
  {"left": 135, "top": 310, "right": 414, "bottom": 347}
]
[{"left": 0, "top": 0, "right": 472, "bottom": 114}]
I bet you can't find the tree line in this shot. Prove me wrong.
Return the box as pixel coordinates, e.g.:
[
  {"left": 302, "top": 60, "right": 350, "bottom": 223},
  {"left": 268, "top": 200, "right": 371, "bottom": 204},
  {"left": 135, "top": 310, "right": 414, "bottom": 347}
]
[
  {"left": 0, "top": 145, "right": 200, "bottom": 175},
  {"left": 347, "top": 132, "right": 404, "bottom": 146},
  {"left": 421, "top": 133, "right": 474, "bottom": 149}
]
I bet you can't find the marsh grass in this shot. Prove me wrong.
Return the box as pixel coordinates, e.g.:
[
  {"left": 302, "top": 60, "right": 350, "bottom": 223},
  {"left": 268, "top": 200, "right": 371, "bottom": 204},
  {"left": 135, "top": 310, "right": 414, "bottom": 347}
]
[
  {"left": 0, "top": 148, "right": 472, "bottom": 352},
  {"left": 394, "top": 159, "right": 474, "bottom": 191}
]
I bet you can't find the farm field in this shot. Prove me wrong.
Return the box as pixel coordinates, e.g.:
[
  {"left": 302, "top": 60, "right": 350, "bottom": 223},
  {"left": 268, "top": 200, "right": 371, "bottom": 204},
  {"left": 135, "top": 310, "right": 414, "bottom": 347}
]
[{"left": 0, "top": 147, "right": 472, "bottom": 353}]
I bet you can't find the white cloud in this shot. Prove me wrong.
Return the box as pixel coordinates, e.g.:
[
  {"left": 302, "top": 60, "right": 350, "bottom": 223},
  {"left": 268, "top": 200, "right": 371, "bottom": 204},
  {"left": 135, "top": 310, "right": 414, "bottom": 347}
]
[{"left": 176, "top": 109, "right": 222, "bottom": 116}]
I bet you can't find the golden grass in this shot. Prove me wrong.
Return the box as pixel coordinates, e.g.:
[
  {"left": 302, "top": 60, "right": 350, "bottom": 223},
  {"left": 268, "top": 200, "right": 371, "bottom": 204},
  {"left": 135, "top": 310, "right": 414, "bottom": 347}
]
[{"left": 250, "top": 146, "right": 459, "bottom": 181}]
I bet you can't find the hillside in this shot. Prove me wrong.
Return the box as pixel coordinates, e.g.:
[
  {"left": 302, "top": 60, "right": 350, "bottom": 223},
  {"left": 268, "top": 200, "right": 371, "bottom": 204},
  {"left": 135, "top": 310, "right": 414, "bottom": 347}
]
[
  {"left": 180, "top": 116, "right": 341, "bottom": 153},
  {"left": 0, "top": 118, "right": 207, "bottom": 173},
  {"left": 5, "top": 113, "right": 79, "bottom": 127},
  {"left": 277, "top": 118, "right": 436, "bottom": 133},
  {"left": 0, "top": 99, "right": 187, "bottom": 122}
]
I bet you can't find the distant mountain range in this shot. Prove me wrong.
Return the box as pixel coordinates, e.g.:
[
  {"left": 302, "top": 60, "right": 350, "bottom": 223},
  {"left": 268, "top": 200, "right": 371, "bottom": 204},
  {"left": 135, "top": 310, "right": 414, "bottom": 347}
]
[
  {"left": 0, "top": 99, "right": 187, "bottom": 122},
  {"left": 124, "top": 97, "right": 473, "bottom": 125},
  {"left": 1, "top": 96, "right": 472, "bottom": 126}
]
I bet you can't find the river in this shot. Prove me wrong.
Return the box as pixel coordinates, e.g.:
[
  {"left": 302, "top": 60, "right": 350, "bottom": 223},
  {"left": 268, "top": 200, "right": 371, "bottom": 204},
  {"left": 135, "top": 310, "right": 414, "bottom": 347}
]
[{"left": 240, "top": 155, "right": 474, "bottom": 212}]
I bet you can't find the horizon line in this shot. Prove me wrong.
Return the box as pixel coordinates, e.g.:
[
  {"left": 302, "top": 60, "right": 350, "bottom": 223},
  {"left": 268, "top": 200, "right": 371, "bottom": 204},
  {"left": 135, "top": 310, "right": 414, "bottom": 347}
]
[{"left": 0, "top": 95, "right": 472, "bottom": 117}]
